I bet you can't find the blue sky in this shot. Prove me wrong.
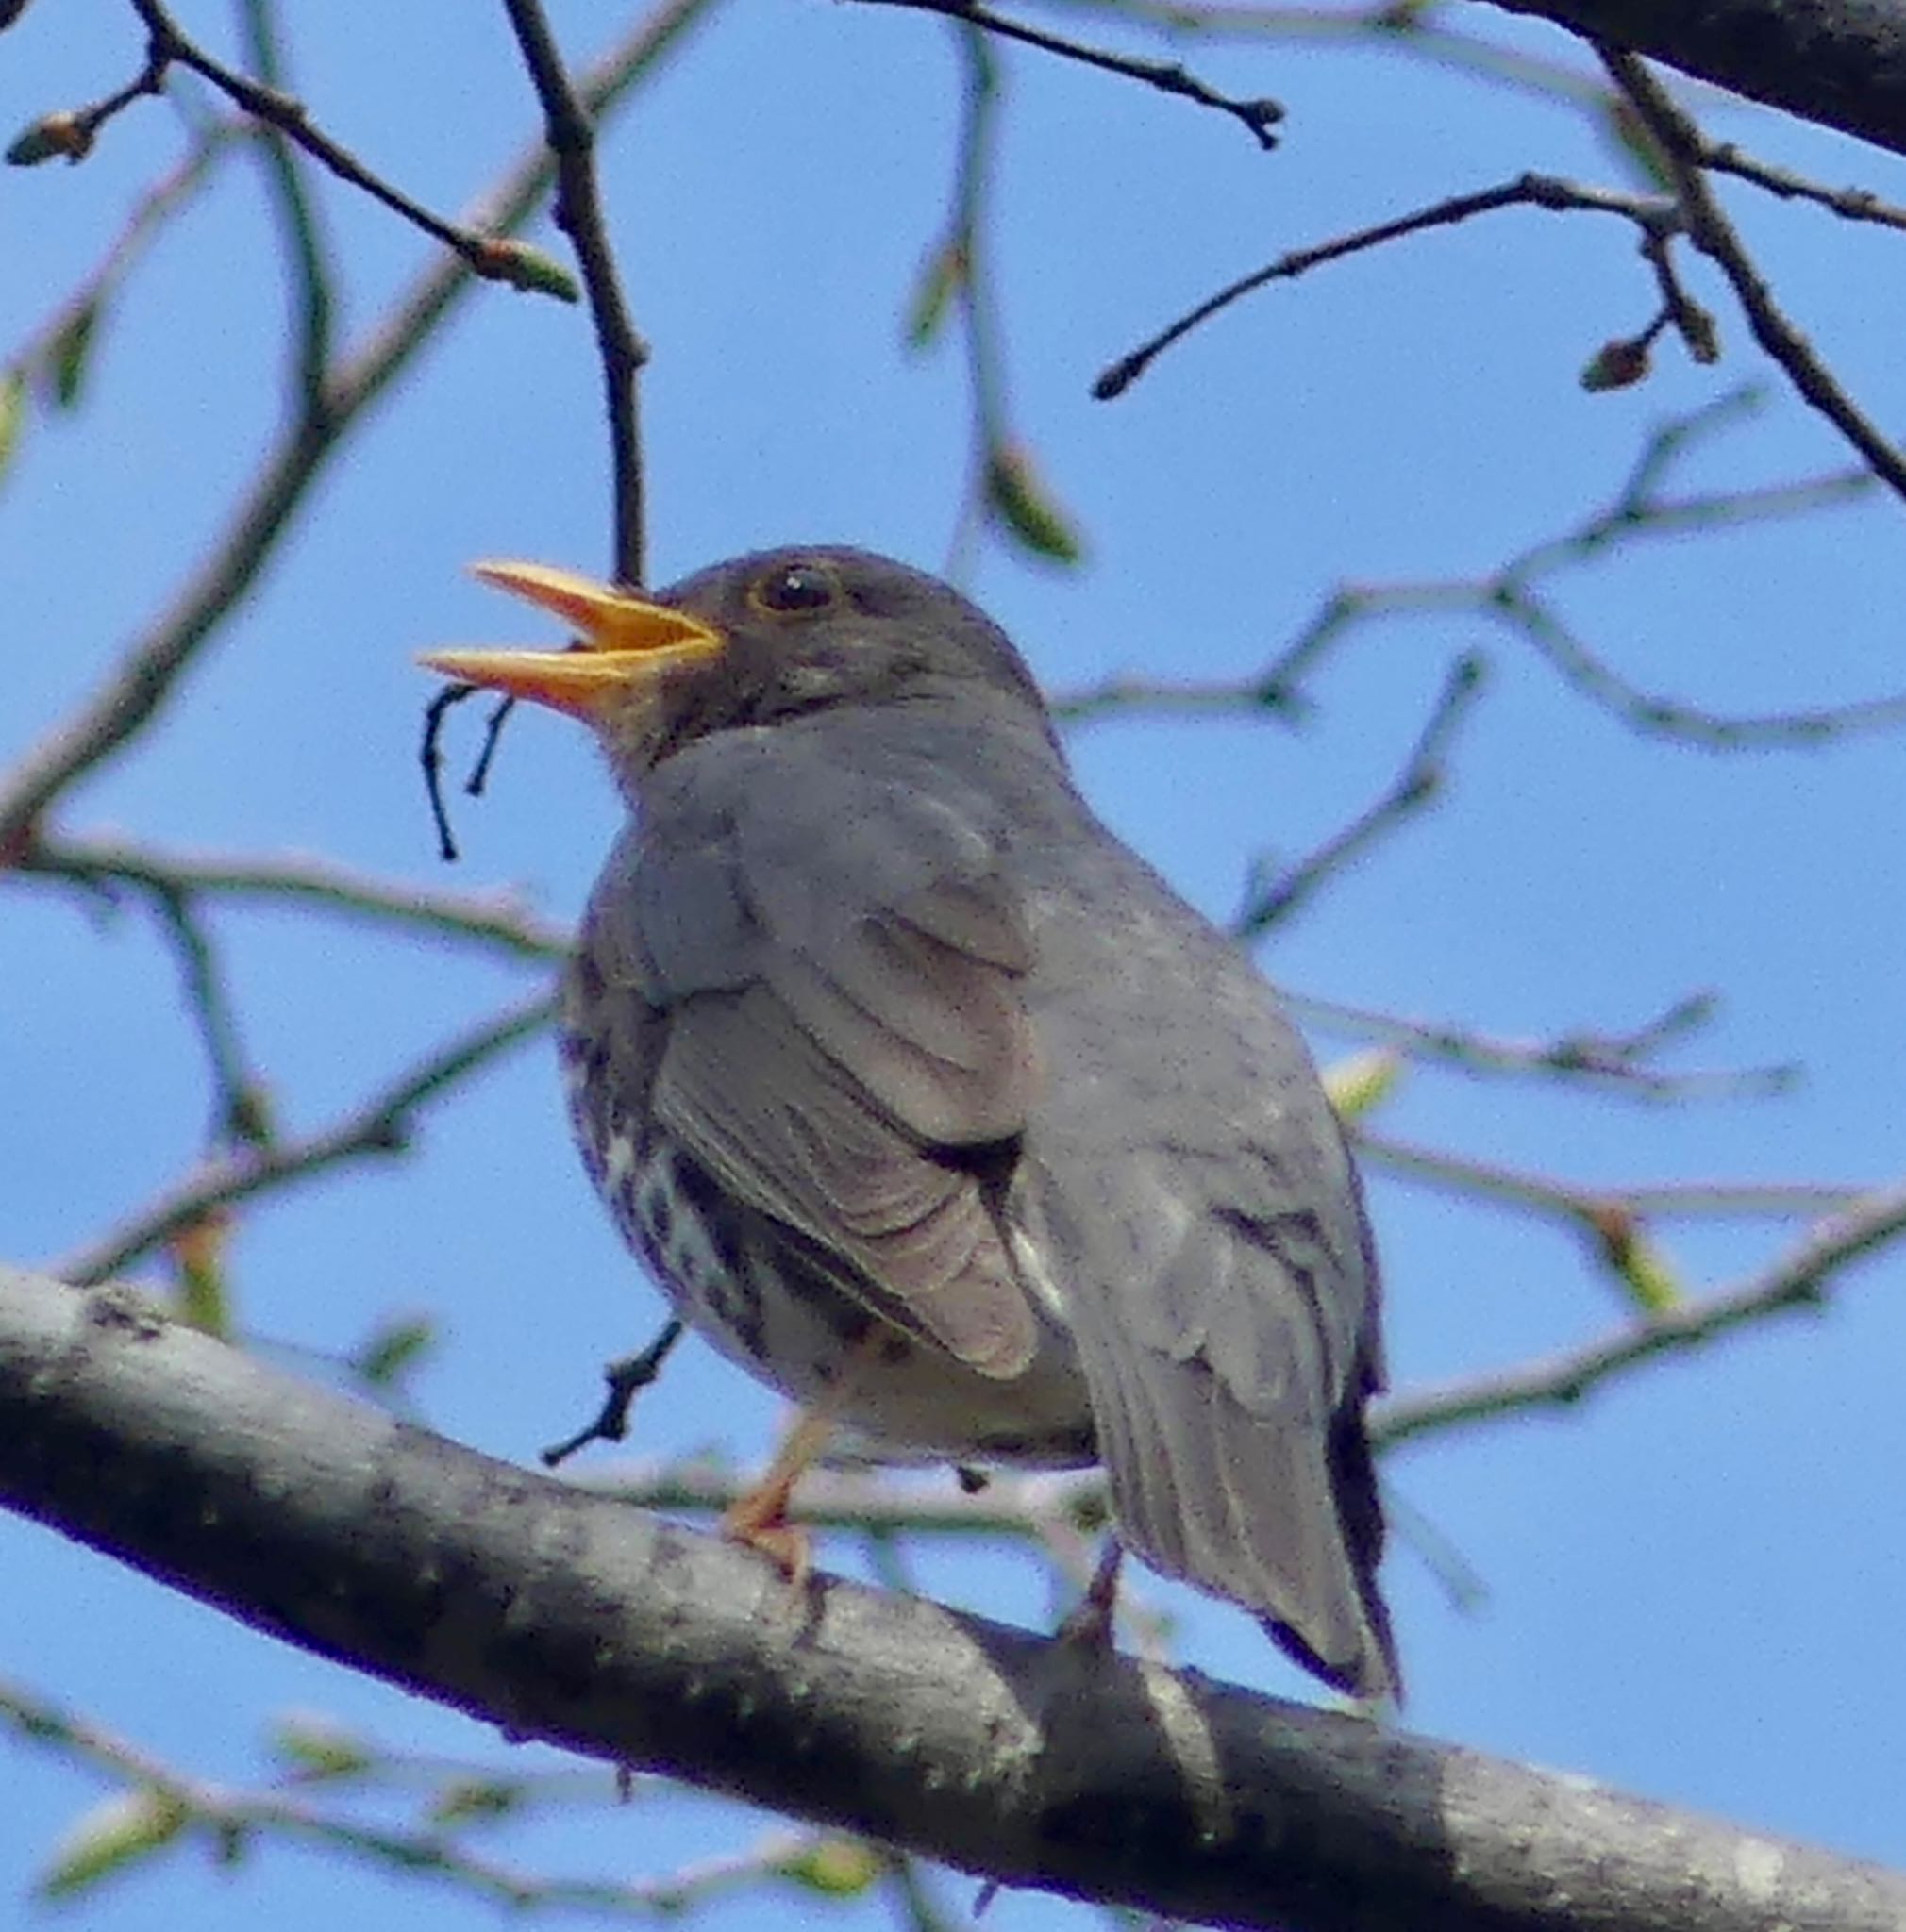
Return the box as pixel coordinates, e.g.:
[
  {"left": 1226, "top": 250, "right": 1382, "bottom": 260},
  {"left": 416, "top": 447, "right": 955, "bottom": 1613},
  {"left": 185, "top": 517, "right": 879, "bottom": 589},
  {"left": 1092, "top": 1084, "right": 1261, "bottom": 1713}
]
[{"left": 5, "top": 3, "right": 1905, "bottom": 1926}]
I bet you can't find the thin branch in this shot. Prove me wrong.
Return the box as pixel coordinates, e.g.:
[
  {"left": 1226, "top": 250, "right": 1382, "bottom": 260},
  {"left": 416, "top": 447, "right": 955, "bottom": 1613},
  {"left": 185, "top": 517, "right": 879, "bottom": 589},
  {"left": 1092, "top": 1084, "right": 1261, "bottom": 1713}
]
[
  {"left": 1701, "top": 141, "right": 1906, "bottom": 235},
  {"left": 906, "top": 22, "right": 1084, "bottom": 575},
  {"left": 5, "top": 126, "right": 233, "bottom": 392},
  {"left": 1095, "top": 172, "right": 1679, "bottom": 400},
  {"left": 1286, "top": 988, "right": 1798, "bottom": 1102},
  {"left": 17, "top": 835, "right": 571, "bottom": 959},
  {"left": 1358, "top": 1130, "right": 1867, "bottom": 1224},
  {"left": 541, "top": 1321, "right": 688, "bottom": 1467},
  {"left": 142, "top": 881, "right": 272, "bottom": 1149},
  {"left": 52, "top": 993, "right": 554, "bottom": 1287},
  {"left": 1051, "top": 0, "right": 1689, "bottom": 118},
  {"left": 1597, "top": 44, "right": 1906, "bottom": 502},
  {"left": 4, "top": 39, "right": 166, "bottom": 161},
  {"left": 1377, "top": 1174, "right": 1906, "bottom": 1448},
  {"left": 943, "top": 19, "right": 1006, "bottom": 576},
  {"left": 861, "top": 0, "right": 1284, "bottom": 149},
  {"left": 884, "top": 1850, "right": 962, "bottom": 1932},
  {"left": 1049, "top": 667, "right": 1310, "bottom": 727},
  {"left": 235, "top": 0, "right": 336, "bottom": 408},
  {"left": 0, "top": 1676, "right": 828, "bottom": 1918},
  {"left": 1060, "top": 401, "right": 1891, "bottom": 757},
  {"left": 593, "top": 1460, "right": 1112, "bottom": 1540},
  {"left": 120, "top": 0, "right": 577, "bottom": 301},
  {"left": 419, "top": 683, "right": 483, "bottom": 864},
  {"left": 500, "top": 0, "right": 649, "bottom": 583},
  {"left": 1233, "top": 650, "right": 1486, "bottom": 936},
  {"left": 0, "top": 0, "right": 715, "bottom": 857}
]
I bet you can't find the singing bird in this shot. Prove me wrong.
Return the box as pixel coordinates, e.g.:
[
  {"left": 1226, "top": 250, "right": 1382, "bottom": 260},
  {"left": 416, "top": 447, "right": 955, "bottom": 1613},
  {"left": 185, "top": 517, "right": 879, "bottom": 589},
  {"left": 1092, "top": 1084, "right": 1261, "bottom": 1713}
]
[{"left": 421, "top": 547, "right": 1398, "bottom": 1698}]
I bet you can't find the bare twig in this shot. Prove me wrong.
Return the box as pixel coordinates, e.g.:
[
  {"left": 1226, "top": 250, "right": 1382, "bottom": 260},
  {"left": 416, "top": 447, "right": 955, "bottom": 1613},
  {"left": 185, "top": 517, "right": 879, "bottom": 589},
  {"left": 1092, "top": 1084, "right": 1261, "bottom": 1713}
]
[
  {"left": 591, "top": 1459, "right": 1112, "bottom": 1539},
  {"left": 1376, "top": 1174, "right": 1906, "bottom": 1447},
  {"left": 0, "top": 0, "right": 715, "bottom": 858},
  {"left": 235, "top": 0, "right": 335, "bottom": 407},
  {"left": 53, "top": 994, "right": 555, "bottom": 1286},
  {"left": 500, "top": 0, "right": 650, "bottom": 583},
  {"left": 1095, "top": 172, "right": 1679, "bottom": 400},
  {"left": 1701, "top": 141, "right": 1906, "bottom": 234},
  {"left": 18, "top": 834, "right": 571, "bottom": 959},
  {"left": 1234, "top": 650, "right": 1487, "bottom": 936},
  {"left": 6, "top": 127, "right": 233, "bottom": 392},
  {"left": 861, "top": 0, "right": 1284, "bottom": 149},
  {"left": 419, "top": 683, "right": 483, "bottom": 863},
  {"left": 142, "top": 882, "right": 272, "bottom": 1148},
  {"left": 1359, "top": 1130, "right": 1865, "bottom": 1225},
  {"left": 1054, "top": 0, "right": 1660, "bottom": 116},
  {"left": 1597, "top": 45, "right": 1906, "bottom": 502},
  {"left": 0, "top": 1675, "right": 832, "bottom": 1917},
  {"left": 541, "top": 1320, "right": 688, "bottom": 1467},
  {"left": 1060, "top": 399, "right": 1891, "bottom": 755},
  {"left": 120, "top": 0, "right": 577, "bottom": 301},
  {"left": 1286, "top": 988, "right": 1797, "bottom": 1101},
  {"left": 904, "top": 23, "right": 1083, "bottom": 574}
]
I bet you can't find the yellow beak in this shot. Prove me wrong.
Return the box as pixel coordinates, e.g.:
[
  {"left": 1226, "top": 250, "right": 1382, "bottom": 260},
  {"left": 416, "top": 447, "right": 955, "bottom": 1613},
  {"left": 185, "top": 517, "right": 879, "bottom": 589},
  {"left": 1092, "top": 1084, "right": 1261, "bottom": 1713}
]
[{"left": 417, "top": 561, "right": 725, "bottom": 723}]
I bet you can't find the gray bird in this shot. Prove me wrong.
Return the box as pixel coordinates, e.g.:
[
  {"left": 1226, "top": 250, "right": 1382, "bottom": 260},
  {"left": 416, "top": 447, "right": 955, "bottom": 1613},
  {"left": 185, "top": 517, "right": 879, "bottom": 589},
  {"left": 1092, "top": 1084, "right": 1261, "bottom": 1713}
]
[{"left": 421, "top": 547, "right": 1398, "bottom": 1698}]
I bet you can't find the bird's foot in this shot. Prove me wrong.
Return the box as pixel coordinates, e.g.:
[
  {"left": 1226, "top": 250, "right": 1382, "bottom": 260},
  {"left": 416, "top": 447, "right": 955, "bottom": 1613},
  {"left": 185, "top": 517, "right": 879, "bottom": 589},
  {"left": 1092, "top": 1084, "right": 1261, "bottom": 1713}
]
[
  {"left": 719, "top": 1486, "right": 812, "bottom": 1591},
  {"left": 719, "top": 1401, "right": 840, "bottom": 1590}
]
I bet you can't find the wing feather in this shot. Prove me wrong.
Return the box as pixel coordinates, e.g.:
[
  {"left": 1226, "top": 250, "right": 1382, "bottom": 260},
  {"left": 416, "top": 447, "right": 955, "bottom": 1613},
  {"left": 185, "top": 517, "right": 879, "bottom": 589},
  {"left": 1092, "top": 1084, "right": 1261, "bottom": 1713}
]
[{"left": 586, "top": 738, "right": 1043, "bottom": 1380}]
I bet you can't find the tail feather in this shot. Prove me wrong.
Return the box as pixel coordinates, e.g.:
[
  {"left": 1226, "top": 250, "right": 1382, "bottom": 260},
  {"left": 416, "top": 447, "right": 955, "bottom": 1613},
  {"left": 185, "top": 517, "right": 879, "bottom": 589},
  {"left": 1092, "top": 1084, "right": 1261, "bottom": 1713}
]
[{"left": 1080, "top": 1331, "right": 1398, "bottom": 1699}]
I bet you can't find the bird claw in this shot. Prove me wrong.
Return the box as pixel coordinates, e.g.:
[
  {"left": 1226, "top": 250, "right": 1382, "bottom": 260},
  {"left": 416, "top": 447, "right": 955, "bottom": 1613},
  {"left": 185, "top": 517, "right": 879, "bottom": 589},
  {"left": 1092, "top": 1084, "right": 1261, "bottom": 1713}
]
[{"left": 720, "top": 1491, "right": 812, "bottom": 1593}]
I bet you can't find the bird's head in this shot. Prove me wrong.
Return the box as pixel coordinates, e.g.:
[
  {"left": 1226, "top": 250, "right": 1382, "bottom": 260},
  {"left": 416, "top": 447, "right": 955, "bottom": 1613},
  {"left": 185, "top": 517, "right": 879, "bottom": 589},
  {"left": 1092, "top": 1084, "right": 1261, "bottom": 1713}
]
[{"left": 419, "top": 546, "right": 1052, "bottom": 782}]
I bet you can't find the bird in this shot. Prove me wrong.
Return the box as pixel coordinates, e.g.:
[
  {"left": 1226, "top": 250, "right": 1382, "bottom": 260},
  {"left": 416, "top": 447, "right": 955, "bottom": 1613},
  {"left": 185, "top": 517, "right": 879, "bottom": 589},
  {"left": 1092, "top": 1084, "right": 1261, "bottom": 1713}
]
[{"left": 420, "top": 546, "right": 1399, "bottom": 1699}]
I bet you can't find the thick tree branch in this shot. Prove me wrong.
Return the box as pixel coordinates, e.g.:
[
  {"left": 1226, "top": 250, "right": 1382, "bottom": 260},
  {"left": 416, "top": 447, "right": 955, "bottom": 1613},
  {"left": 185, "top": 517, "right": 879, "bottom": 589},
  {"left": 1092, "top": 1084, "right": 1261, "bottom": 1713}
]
[
  {"left": 3, "top": 1266, "right": 1903, "bottom": 1932},
  {"left": 1486, "top": 0, "right": 1906, "bottom": 161}
]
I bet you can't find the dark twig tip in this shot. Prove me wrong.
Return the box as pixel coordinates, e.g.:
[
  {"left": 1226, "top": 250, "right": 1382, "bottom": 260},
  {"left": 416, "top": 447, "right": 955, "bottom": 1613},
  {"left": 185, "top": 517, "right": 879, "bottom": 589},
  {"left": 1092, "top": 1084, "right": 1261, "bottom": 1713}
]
[
  {"left": 466, "top": 695, "right": 516, "bottom": 798},
  {"left": 1092, "top": 354, "right": 1144, "bottom": 401},
  {"left": 541, "top": 1321, "right": 687, "bottom": 1467},
  {"left": 420, "top": 683, "right": 477, "bottom": 863}
]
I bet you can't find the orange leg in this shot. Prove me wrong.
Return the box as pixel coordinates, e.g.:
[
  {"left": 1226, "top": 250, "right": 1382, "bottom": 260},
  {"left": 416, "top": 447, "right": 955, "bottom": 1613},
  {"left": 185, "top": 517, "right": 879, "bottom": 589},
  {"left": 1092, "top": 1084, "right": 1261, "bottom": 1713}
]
[
  {"left": 719, "top": 1402, "right": 842, "bottom": 1590},
  {"left": 718, "top": 1331, "right": 883, "bottom": 1588}
]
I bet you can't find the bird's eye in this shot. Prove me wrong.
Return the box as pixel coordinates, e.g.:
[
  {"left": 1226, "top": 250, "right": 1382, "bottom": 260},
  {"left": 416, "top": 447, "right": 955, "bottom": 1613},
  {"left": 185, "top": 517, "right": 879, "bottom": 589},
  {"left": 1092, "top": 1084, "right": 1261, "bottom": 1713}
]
[{"left": 750, "top": 561, "right": 840, "bottom": 616}]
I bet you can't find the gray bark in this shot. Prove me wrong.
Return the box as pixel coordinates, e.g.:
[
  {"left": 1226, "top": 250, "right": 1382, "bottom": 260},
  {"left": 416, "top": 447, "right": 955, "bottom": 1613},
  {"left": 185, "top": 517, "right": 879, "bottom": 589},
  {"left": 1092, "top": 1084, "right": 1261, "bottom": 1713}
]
[
  {"left": 3, "top": 1264, "right": 1902, "bottom": 1932},
  {"left": 1492, "top": 0, "right": 1906, "bottom": 158}
]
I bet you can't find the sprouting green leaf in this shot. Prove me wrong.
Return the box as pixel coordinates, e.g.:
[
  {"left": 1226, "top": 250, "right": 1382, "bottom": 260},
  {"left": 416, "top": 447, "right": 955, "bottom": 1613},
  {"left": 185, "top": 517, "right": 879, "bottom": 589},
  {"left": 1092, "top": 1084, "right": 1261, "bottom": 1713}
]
[
  {"left": 903, "top": 241, "right": 965, "bottom": 350},
  {"left": 472, "top": 237, "right": 579, "bottom": 303},
  {"left": 427, "top": 1778, "right": 524, "bottom": 1826},
  {"left": 352, "top": 1312, "right": 437, "bottom": 1389},
  {"left": 38, "top": 1789, "right": 192, "bottom": 1900},
  {"left": 984, "top": 442, "right": 1084, "bottom": 566},
  {"left": 1587, "top": 1208, "right": 1683, "bottom": 1314},
  {"left": 270, "top": 1714, "right": 373, "bottom": 1781},
  {"left": 1324, "top": 1048, "right": 1404, "bottom": 1120},
  {"left": 169, "top": 1207, "right": 234, "bottom": 1340},
  {"left": 0, "top": 369, "right": 25, "bottom": 483},
  {"left": 47, "top": 297, "right": 100, "bottom": 407},
  {"left": 777, "top": 1836, "right": 883, "bottom": 1897}
]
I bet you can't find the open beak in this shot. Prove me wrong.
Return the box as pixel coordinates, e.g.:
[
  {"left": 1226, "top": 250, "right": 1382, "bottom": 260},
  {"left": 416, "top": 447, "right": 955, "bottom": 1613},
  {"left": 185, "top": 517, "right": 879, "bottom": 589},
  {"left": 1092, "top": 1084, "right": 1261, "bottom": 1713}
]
[{"left": 417, "top": 561, "right": 725, "bottom": 723}]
